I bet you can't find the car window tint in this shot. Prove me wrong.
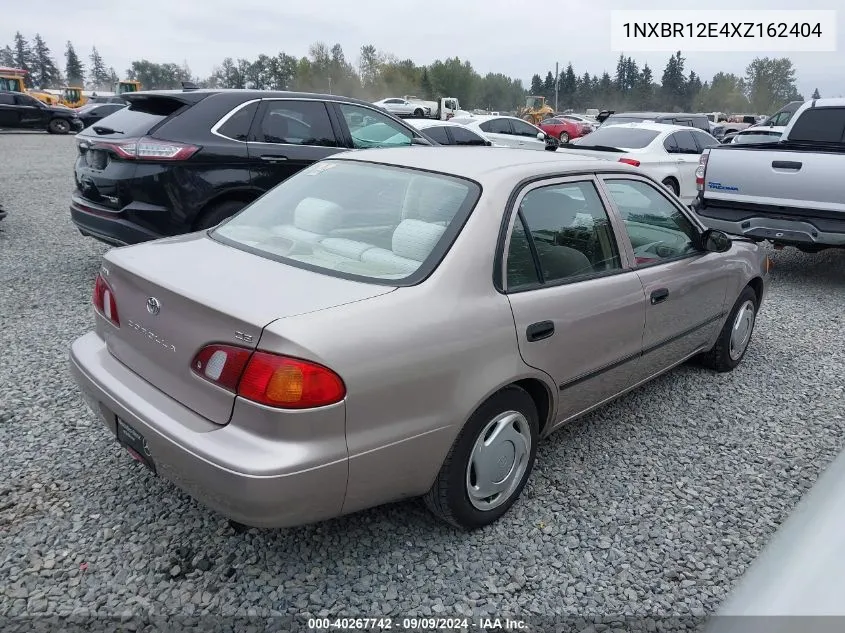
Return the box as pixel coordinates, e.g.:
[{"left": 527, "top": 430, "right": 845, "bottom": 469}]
[
  {"left": 511, "top": 119, "right": 541, "bottom": 138},
  {"left": 0, "top": 93, "right": 14, "bottom": 105},
  {"left": 217, "top": 101, "right": 258, "bottom": 142},
  {"left": 15, "top": 94, "right": 39, "bottom": 106},
  {"left": 338, "top": 103, "right": 413, "bottom": 149},
  {"left": 663, "top": 134, "right": 679, "bottom": 153},
  {"left": 506, "top": 216, "right": 541, "bottom": 289},
  {"left": 788, "top": 107, "right": 845, "bottom": 143},
  {"left": 481, "top": 118, "right": 511, "bottom": 134},
  {"left": 257, "top": 101, "right": 337, "bottom": 147},
  {"left": 422, "top": 125, "right": 452, "bottom": 145},
  {"left": 691, "top": 130, "right": 719, "bottom": 151},
  {"left": 605, "top": 179, "right": 699, "bottom": 265},
  {"left": 673, "top": 130, "right": 699, "bottom": 153},
  {"left": 450, "top": 125, "right": 487, "bottom": 146},
  {"left": 512, "top": 181, "right": 622, "bottom": 285}
]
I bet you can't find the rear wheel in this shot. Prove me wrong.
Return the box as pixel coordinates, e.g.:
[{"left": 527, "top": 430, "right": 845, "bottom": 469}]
[
  {"left": 194, "top": 200, "right": 248, "bottom": 231},
  {"left": 48, "top": 118, "right": 70, "bottom": 134},
  {"left": 661, "top": 177, "right": 680, "bottom": 196},
  {"left": 424, "top": 386, "right": 539, "bottom": 529},
  {"left": 700, "top": 286, "right": 758, "bottom": 372}
]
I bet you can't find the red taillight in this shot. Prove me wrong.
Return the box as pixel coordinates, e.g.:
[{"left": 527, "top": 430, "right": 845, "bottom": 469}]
[
  {"left": 696, "top": 149, "right": 710, "bottom": 190},
  {"left": 191, "top": 345, "right": 346, "bottom": 409},
  {"left": 619, "top": 157, "right": 640, "bottom": 167},
  {"left": 97, "top": 136, "right": 200, "bottom": 161},
  {"left": 92, "top": 273, "right": 119, "bottom": 326}
]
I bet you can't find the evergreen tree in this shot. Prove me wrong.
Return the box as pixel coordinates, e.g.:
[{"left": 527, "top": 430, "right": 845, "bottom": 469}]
[
  {"left": 811, "top": 87, "right": 821, "bottom": 99},
  {"left": 529, "top": 74, "right": 543, "bottom": 95},
  {"left": 0, "top": 45, "right": 14, "bottom": 67},
  {"left": 13, "top": 32, "right": 34, "bottom": 87},
  {"left": 32, "top": 34, "right": 61, "bottom": 88},
  {"left": 65, "top": 41, "right": 84, "bottom": 85},
  {"left": 89, "top": 46, "right": 110, "bottom": 89}
]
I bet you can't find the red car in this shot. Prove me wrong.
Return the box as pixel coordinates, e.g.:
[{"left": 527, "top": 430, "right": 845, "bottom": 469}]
[{"left": 538, "top": 117, "right": 591, "bottom": 143}]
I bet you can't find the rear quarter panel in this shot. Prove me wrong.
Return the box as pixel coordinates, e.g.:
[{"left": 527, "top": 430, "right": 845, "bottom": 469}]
[{"left": 255, "top": 192, "right": 557, "bottom": 515}]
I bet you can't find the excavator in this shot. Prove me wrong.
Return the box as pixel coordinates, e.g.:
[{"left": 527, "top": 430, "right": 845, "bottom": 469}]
[
  {"left": 115, "top": 80, "right": 141, "bottom": 94},
  {"left": 0, "top": 66, "right": 60, "bottom": 105},
  {"left": 60, "top": 86, "right": 87, "bottom": 108},
  {"left": 518, "top": 95, "right": 554, "bottom": 125}
]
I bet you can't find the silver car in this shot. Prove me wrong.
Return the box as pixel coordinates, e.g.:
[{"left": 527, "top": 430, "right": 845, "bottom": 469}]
[{"left": 70, "top": 148, "right": 770, "bottom": 530}]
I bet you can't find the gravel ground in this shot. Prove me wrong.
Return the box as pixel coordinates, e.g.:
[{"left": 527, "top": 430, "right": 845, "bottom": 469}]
[{"left": 1, "top": 133, "right": 844, "bottom": 631}]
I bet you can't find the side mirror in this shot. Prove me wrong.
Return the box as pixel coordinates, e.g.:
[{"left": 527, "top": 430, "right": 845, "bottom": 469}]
[
  {"left": 537, "top": 131, "right": 545, "bottom": 141},
  {"left": 701, "top": 229, "right": 732, "bottom": 253}
]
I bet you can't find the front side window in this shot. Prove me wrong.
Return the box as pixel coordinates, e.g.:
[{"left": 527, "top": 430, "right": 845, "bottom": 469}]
[
  {"left": 604, "top": 179, "right": 700, "bottom": 265},
  {"left": 421, "top": 125, "right": 452, "bottom": 145},
  {"left": 506, "top": 181, "right": 621, "bottom": 289},
  {"left": 338, "top": 103, "right": 414, "bottom": 149},
  {"left": 511, "top": 119, "right": 542, "bottom": 138},
  {"left": 213, "top": 160, "right": 479, "bottom": 282},
  {"left": 480, "top": 118, "right": 512, "bottom": 134},
  {"left": 255, "top": 101, "right": 337, "bottom": 147}
]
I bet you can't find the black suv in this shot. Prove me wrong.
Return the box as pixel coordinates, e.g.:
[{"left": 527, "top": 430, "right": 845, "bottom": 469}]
[
  {"left": 596, "top": 111, "right": 711, "bottom": 132},
  {"left": 0, "top": 92, "right": 83, "bottom": 134},
  {"left": 70, "top": 89, "right": 434, "bottom": 246}
]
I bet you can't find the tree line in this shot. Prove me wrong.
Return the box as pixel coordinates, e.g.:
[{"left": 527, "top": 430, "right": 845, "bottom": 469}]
[{"left": 2, "top": 30, "right": 814, "bottom": 114}]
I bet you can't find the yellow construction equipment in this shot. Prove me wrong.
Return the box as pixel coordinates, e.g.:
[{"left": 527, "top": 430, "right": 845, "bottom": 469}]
[
  {"left": 60, "top": 86, "right": 87, "bottom": 108},
  {"left": 0, "top": 66, "right": 60, "bottom": 105},
  {"left": 115, "top": 80, "right": 141, "bottom": 94},
  {"left": 518, "top": 95, "right": 554, "bottom": 125}
]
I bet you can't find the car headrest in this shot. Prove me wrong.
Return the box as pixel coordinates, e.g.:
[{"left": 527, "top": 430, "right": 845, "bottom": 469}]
[
  {"left": 391, "top": 219, "right": 446, "bottom": 262},
  {"left": 293, "top": 198, "right": 343, "bottom": 234}
]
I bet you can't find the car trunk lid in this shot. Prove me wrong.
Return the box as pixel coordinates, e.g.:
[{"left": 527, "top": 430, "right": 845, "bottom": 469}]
[{"left": 98, "top": 234, "right": 396, "bottom": 424}]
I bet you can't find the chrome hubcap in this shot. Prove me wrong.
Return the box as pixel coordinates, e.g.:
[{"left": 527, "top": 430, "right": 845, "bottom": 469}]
[
  {"left": 466, "top": 411, "right": 531, "bottom": 511},
  {"left": 729, "top": 300, "right": 756, "bottom": 360}
]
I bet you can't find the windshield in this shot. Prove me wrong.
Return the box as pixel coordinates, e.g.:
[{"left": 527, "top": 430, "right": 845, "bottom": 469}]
[
  {"left": 0, "top": 77, "right": 21, "bottom": 91},
  {"left": 212, "top": 161, "right": 480, "bottom": 282},
  {"left": 573, "top": 127, "right": 660, "bottom": 149},
  {"left": 733, "top": 131, "right": 782, "bottom": 144}
]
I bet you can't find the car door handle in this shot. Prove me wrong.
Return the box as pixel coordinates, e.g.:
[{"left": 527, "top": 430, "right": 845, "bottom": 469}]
[
  {"left": 650, "top": 288, "right": 670, "bottom": 305},
  {"left": 526, "top": 321, "right": 555, "bottom": 342},
  {"left": 259, "top": 155, "right": 288, "bottom": 162},
  {"left": 772, "top": 160, "right": 801, "bottom": 170}
]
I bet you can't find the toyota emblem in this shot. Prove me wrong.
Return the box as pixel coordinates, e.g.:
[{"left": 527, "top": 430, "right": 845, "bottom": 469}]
[{"left": 146, "top": 297, "right": 161, "bottom": 315}]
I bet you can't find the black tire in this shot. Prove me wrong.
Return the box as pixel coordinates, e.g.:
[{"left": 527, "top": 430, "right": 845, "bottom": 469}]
[
  {"left": 559, "top": 131, "right": 570, "bottom": 143},
  {"left": 699, "top": 286, "right": 758, "bottom": 373},
  {"left": 194, "top": 200, "right": 247, "bottom": 231},
  {"left": 661, "top": 177, "right": 680, "bottom": 197},
  {"left": 424, "top": 385, "right": 539, "bottom": 530},
  {"left": 48, "top": 118, "right": 71, "bottom": 135},
  {"left": 413, "top": 108, "right": 424, "bottom": 117}
]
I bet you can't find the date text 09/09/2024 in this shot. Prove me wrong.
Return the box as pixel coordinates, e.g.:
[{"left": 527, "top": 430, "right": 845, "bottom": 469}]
[
  {"left": 623, "top": 22, "right": 823, "bottom": 39},
  {"left": 307, "top": 617, "right": 527, "bottom": 630}
]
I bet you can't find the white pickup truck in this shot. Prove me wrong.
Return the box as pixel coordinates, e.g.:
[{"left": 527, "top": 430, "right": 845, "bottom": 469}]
[
  {"left": 402, "top": 96, "right": 471, "bottom": 120},
  {"left": 692, "top": 98, "right": 845, "bottom": 253}
]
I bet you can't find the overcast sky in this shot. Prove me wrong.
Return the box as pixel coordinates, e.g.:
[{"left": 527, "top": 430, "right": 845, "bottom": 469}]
[{"left": 4, "top": 0, "right": 843, "bottom": 97}]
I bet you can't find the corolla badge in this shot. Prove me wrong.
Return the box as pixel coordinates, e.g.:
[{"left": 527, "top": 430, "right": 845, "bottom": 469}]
[{"left": 146, "top": 297, "right": 161, "bottom": 315}]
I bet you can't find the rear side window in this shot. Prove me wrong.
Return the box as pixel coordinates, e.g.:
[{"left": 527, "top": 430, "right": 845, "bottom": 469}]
[
  {"left": 450, "top": 126, "right": 488, "bottom": 146},
  {"left": 422, "top": 125, "right": 452, "bottom": 145},
  {"left": 255, "top": 101, "right": 337, "bottom": 147},
  {"left": 788, "top": 107, "right": 845, "bottom": 143},
  {"left": 215, "top": 101, "right": 258, "bottom": 142}
]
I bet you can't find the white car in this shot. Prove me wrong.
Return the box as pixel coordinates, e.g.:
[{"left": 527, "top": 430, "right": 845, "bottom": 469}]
[
  {"left": 560, "top": 122, "right": 720, "bottom": 205},
  {"left": 405, "top": 119, "right": 497, "bottom": 146},
  {"left": 449, "top": 115, "right": 555, "bottom": 152},
  {"left": 372, "top": 98, "right": 428, "bottom": 118},
  {"left": 727, "top": 125, "right": 786, "bottom": 144}
]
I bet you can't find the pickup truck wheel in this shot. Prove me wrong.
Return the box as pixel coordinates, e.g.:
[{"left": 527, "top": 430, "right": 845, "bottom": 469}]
[
  {"left": 194, "top": 200, "right": 247, "bottom": 230},
  {"left": 700, "top": 286, "right": 758, "bottom": 373},
  {"left": 48, "top": 118, "right": 70, "bottom": 134},
  {"left": 423, "top": 386, "right": 539, "bottom": 530},
  {"left": 661, "top": 177, "right": 680, "bottom": 196}
]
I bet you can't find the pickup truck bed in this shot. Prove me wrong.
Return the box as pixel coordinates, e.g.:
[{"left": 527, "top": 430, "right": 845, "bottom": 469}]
[{"left": 694, "top": 100, "right": 845, "bottom": 250}]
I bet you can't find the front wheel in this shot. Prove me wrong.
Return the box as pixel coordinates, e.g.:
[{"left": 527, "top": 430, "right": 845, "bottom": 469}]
[
  {"left": 699, "top": 286, "right": 758, "bottom": 372},
  {"left": 558, "top": 131, "right": 570, "bottom": 143},
  {"left": 48, "top": 118, "right": 71, "bottom": 134},
  {"left": 413, "top": 108, "right": 424, "bottom": 117},
  {"left": 424, "top": 386, "right": 539, "bottom": 529}
]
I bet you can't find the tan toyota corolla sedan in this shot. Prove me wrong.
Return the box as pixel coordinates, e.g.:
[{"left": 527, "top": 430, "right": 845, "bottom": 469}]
[{"left": 70, "top": 147, "right": 769, "bottom": 530}]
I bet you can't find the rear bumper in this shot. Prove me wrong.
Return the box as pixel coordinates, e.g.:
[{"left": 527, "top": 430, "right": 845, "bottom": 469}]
[
  {"left": 70, "top": 194, "right": 163, "bottom": 246},
  {"left": 693, "top": 201, "right": 845, "bottom": 248},
  {"left": 69, "top": 331, "right": 348, "bottom": 528}
]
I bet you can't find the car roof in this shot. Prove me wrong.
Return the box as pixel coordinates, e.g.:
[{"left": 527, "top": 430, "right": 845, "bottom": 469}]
[
  {"left": 610, "top": 111, "right": 705, "bottom": 119},
  {"left": 456, "top": 114, "right": 526, "bottom": 123},
  {"left": 406, "top": 119, "right": 472, "bottom": 130},
  {"left": 330, "top": 146, "right": 637, "bottom": 182},
  {"left": 594, "top": 121, "right": 702, "bottom": 134},
  {"left": 127, "top": 88, "right": 379, "bottom": 108}
]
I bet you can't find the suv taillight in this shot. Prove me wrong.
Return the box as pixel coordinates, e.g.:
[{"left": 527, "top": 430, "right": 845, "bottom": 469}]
[
  {"left": 191, "top": 344, "right": 346, "bottom": 409},
  {"left": 92, "top": 273, "right": 119, "bottom": 327},
  {"left": 100, "top": 137, "right": 200, "bottom": 161},
  {"left": 696, "top": 149, "right": 710, "bottom": 190}
]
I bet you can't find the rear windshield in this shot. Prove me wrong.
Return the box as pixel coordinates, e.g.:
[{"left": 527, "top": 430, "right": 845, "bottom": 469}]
[
  {"left": 574, "top": 127, "right": 660, "bottom": 149},
  {"left": 212, "top": 161, "right": 481, "bottom": 284},
  {"left": 788, "top": 107, "right": 845, "bottom": 143},
  {"left": 78, "top": 96, "right": 187, "bottom": 137}
]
